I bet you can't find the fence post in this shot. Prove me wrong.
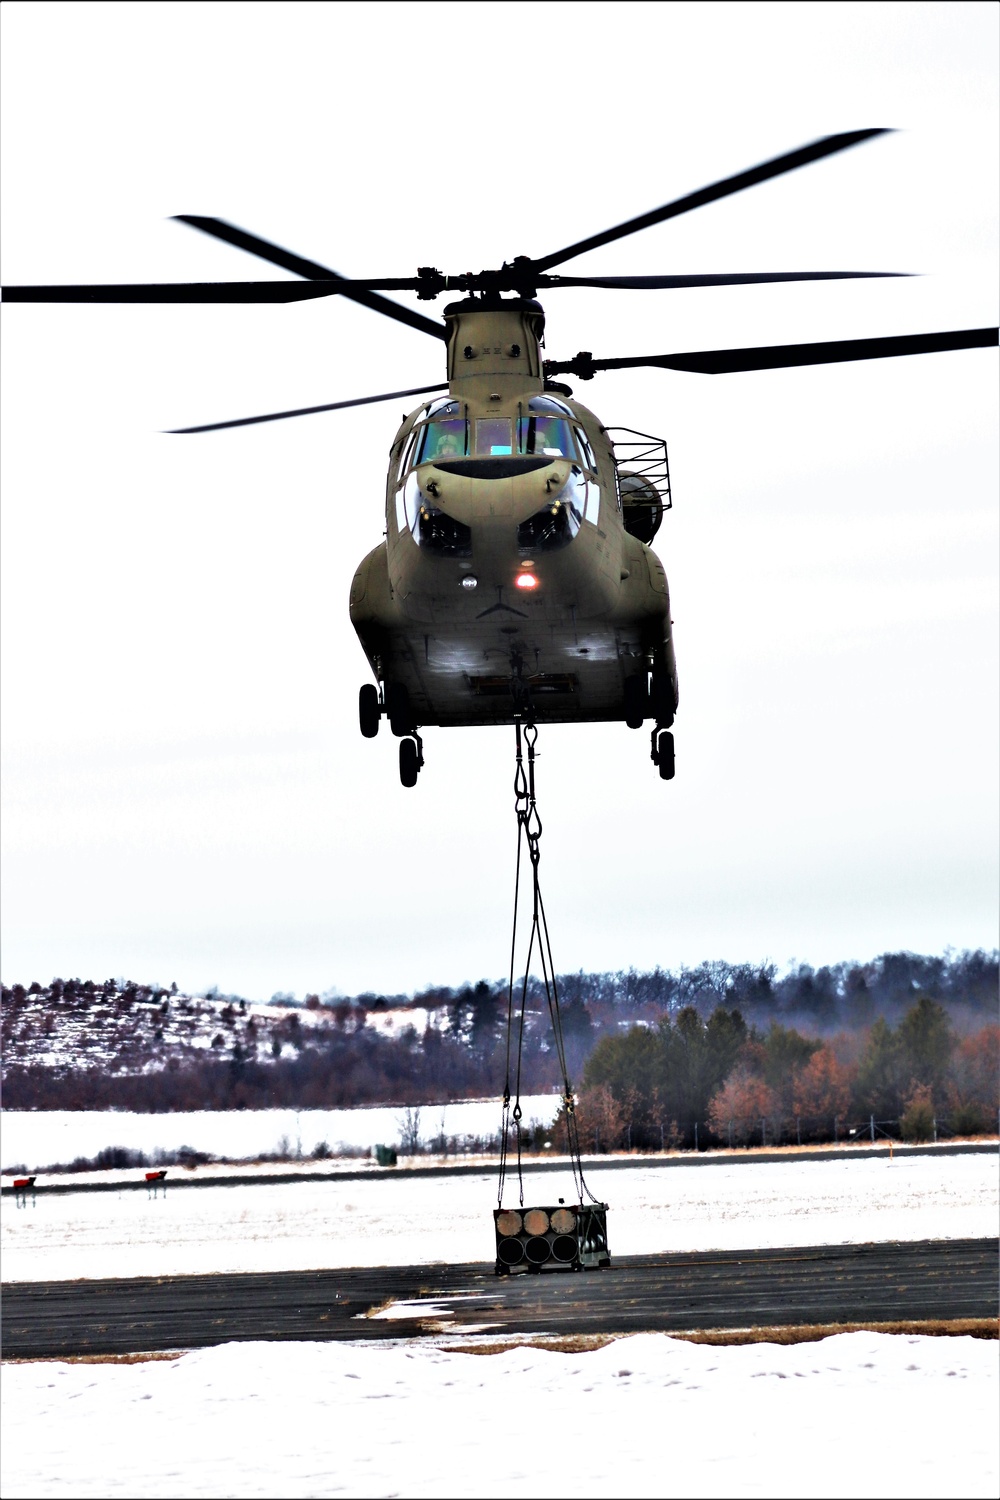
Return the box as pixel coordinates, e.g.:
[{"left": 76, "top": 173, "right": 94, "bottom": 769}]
[
  {"left": 796, "top": 1117, "right": 801, "bottom": 1147},
  {"left": 933, "top": 1117, "right": 937, "bottom": 1144},
  {"left": 833, "top": 1116, "right": 838, "bottom": 1144},
  {"left": 761, "top": 1117, "right": 766, "bottom": 1147},
  {"left": 694, "top": 1122, "right": 699, "bottom": 1151},
  {"left": 728, "top": 1120, "right": 733, "bottom": 1149},
  {"left": 870, "top": 1114, "right": 875, "bottom": 1143}
]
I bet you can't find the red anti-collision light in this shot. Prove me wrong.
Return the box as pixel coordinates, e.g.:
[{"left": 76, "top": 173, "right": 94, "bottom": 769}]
[{"left": 515, "top": 573, "right": 538, "bottom": 590}]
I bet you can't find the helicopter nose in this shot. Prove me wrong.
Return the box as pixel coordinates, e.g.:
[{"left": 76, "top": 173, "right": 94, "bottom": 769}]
[{"left": 438, "top": 460, "right": 571, "bottom": 526}]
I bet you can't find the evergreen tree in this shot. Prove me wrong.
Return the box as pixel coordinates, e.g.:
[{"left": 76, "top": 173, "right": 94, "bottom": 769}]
[
  {"left": 854, "top": 1017, "right": 904, "bottom": 1117},
  {"left": 896, "top": 995, "right": 954, "bottom": 1095}
]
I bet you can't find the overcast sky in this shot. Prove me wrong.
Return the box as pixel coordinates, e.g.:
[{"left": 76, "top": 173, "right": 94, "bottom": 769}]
[{"left": 2, "top": 1, "right": 997, "bottom": 1000}]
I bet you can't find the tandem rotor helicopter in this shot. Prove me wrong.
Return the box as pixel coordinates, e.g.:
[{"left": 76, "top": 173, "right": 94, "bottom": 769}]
[{"left": 5, "top": 130, "right": 996, "bottom": 788}]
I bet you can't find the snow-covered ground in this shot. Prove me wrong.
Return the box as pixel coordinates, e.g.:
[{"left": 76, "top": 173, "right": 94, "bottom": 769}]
[
  {"left": 0, "top": 1100, "right": 559, "bottom": 1170},
  {"left": 3, "top": 1153, "right": 995, "bottom": 1282},
  {"left": 2, "top": 1332, "right": 997, "bottom": 1500},
  {"left": 3, "top": 1147, "right": 996, "bottom": 1500}
]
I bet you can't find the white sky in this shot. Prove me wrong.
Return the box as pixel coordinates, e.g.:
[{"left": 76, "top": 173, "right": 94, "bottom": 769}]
[{"left": 1, "top": 1, "right": 997, "bottom": 1000}]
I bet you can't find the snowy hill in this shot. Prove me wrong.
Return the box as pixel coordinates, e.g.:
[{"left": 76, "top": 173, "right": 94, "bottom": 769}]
[{"left": 0, "top": 980, "right": 434, "bottom": 1079}]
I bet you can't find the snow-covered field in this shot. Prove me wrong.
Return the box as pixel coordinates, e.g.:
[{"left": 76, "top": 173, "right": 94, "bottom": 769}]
[
  {"left": 2, "top": 1332, "right": 997, "bottom": 1500},
  {"left": 3, "top": 1146, "right": 997, "bottom": 1500},
  {"left": 0, "top": 1100, "right": 559, "bottom": 1170},
  {"left": 3, "top": 1153, "right": 995, "bottom": 1282}
]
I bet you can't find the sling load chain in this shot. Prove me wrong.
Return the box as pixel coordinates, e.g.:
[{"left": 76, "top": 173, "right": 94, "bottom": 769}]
[{"left": 497, "top": 720, "right": 599, "bottom": 1211}]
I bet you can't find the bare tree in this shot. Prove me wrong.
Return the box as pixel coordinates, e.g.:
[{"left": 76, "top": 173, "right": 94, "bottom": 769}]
[{"left": 397, "top": 1106, "right": 422, "bottom": 1155}]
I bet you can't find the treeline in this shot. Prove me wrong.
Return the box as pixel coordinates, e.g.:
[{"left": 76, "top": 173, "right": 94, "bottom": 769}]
[
  {"left": 2, "top": 977, "right": 179, "bottom": 1004},
  {"left": 1, "top": 950, "right": 996, "bottom": 1118},
  {"left": 520, "top": 949, "right": 997, "bottom": 1032},
  {"left": 562, "top": 997, "right": 998, "bottom": 1150},
  {"left": 4, "top": 948, "right": 997, "bottom": 1029}
]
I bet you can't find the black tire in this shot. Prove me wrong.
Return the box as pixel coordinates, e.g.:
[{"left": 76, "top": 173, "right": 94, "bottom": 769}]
[
  {"left": 386, "top": 682, "right": 412, "bottom": 737},
  {"left": 399, "top": 737, "right": 419, "bottom": 788},
  {"left": 358, "top": 684, "right": 380, "bottom": 739},
  {"left": 657, "top": 730, "right": 675, "bottom": 780},
  {"left": 623, "top": 673, "right": 648, "bottom": 730},
  {"left": 651, "top": 671, "right": 675, "bottom": 728}
]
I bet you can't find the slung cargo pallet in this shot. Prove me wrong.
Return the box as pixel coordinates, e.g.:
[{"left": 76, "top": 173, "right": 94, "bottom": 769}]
[{"left": 494, "top": 1202, "right": 611, "bottom": 1274}]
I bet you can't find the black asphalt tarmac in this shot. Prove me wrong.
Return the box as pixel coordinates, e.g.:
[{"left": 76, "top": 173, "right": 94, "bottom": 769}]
[{"left": 4, "top": 1238, "right": 996, "bottom": 1358}]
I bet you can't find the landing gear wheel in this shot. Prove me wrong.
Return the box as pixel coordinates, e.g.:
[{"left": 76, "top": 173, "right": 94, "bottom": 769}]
[
  {"left": 623, "top": 673, "right": 649, "bottom": 730},
  {"left": 399, "top": 737, "right": 420, "bottom": 788},
  {"left": 386, "top": 682, "right": 412, "bottom": 738},
  {"left": 358, "top": 684, "right": 380, "bottom": 739},
  {"left": 656, "top": 730, "right": 675, "bottom": 780}
]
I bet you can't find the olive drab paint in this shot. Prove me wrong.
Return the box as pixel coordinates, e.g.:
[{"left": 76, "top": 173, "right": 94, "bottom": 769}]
[{"left": 349, "top": 297, "right": 679, "bottom": 768}]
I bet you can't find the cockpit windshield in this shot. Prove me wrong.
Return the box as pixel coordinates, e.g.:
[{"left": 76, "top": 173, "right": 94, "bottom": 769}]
[
  {"left": 517, "top": 396, "right": 575, "bottom": 459},
  {"left": 410, "top": 395, "right": 578, "bottom": 467},
  {"left": 415, "top": 401, "right": 468, "bottom": 464}
]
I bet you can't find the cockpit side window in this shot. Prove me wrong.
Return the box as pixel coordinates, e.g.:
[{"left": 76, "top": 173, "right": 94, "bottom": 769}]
[
  {"left": 412, "top": 400, "right": 469, "bottom": 466},
  {"left": 417, "top": 419, "right": 468, "bottom": 463},
  {"left": 573, "top": 425, "right": 597, "bottom": 474},
  {"left": 518, "top": 413, "right": 575, "bottom": 458},
  {"left": 517, "top": 396, "right": 576, "bottom": 459},
  {"left": 397, "top": 428, "right": 419, "bottom": 482}
]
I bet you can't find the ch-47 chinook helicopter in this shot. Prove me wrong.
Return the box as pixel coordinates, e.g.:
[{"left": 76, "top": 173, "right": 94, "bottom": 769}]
[{"left": 5, "top": 130, "right": 996, "bottom": 787}]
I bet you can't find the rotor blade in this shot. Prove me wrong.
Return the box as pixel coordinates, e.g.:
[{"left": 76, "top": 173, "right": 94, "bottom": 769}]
[
  {"left": 173, "top": 215, "right": 446, "bottom": 340},
  {"left": 2, "top": 279, "right": 420, "bottom": 304},
  {"left": 546, "top": 328, "right": 999, "bottom": 380},
  {"left": 166, "top": 382, "right": 449, "bottom": 434},
  {"left": 544, "top": 270, "right": 910, "bottom": 290},
  {"left": 532, "top": 129, "right": 892, "bottom": 272}
]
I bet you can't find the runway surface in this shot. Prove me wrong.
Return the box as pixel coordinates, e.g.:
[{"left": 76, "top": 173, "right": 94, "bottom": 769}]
[{"left": 3, "top": 1238, "right": 996, "bottom": 1358}]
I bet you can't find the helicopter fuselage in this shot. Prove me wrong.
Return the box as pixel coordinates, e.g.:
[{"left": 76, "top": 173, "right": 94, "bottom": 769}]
[{"left": 350, "top": 299, "right": 678, "bottom": 735}]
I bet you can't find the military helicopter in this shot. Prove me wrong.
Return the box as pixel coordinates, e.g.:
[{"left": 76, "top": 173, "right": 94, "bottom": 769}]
[{"left": 5, "top": 130, "right": 996, "bottom": 788}]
